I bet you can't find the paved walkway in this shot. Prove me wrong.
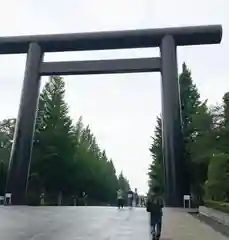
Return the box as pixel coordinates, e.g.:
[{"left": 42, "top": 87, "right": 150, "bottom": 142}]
[{"left": 0, "top": 206, "right": 228, "bottom": 240}]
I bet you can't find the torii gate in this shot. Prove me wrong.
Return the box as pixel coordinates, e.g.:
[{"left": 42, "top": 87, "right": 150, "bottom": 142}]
[{"left": 1, "top": 25, "right": 222, "bottom": 206}]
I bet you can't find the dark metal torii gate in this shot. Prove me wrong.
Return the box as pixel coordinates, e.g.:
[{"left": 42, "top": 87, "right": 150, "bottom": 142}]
[{"left": 1, "top": 25, "right": 222, "bottom": 206}]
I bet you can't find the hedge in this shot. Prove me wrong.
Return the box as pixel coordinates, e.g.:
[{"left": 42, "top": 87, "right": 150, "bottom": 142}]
[{"left": 204, "top": 200, "right": 229, "bottom": 214}]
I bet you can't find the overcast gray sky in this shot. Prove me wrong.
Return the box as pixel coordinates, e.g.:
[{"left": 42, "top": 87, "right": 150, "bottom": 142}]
[{"left": 0, "top": 0, "right": 228, "bottom": 194}]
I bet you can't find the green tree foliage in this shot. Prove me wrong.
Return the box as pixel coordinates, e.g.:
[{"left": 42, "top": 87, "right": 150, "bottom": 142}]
[
  {"left": 118, "top": 171, "right": 130, "bottom": 193},
  {"left": 179, "top": 63, "right": 212, "bottom": 196},
  {"left": 0, "top": 160, "right": 6, "bottom": 195},
  {"left": 0, "top": 76, "right": 124, "bottom": 205},
  {"left": 0, "top": 118, "right": 15, "bottom": 164},
  {"left": 149, "top": 64, "right": 229, "bottom": 204},
  {"left": 204, "top": 92, "right": 229, "bottom": 201},
  {"left": 72, "top": 120, "right": 118, "bottom": 204},
  {"left": 212, "top": 93, "right": 229, "bottom": 154},
  {"left": 0, "top": 118, "right": 15, "bottom": 195},
  {"left": 148, "top": 63, "right": 212, "bottom": 199},
  {"left": 205, "top": 153, "right": 229, "bottom": 201},
  {"left": 31, "top": 76, "right": 75, "bottom": 201},
  {"left": 148, "top": 116, "right": 164, "bottom": 195}
]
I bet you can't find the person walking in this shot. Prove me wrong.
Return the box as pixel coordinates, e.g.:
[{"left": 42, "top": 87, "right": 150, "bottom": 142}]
[
  {"left": 133, "top": 188, "right": 139, "bottom": 207},
  {"left": 127, "top": 189, "right": 134, "bottom": 209},
  {"left": 82, "top": 192, "right": 87, "bottom": 206},
  {"left": 146, "top": 187, "right": 164, "bottom": 240},
  {"left": 117, "top": 188, "right": 124, "bottom": 209}
]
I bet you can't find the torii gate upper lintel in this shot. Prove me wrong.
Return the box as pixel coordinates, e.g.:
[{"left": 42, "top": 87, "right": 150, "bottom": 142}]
[
  {"left": 2, "top": 25, "right": 222, "bottom": 206},
  {"left": 0, "top": 25, "right": 222, "bottom": 54}
]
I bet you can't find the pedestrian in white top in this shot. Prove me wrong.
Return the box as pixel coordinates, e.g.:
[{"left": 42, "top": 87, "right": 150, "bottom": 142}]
[{"left": 117, "top": 189, "right": 124, "bottom": 209}]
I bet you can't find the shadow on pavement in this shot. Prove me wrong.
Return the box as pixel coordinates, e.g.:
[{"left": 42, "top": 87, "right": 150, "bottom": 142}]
[{"left": 190, "top": 213, "right": 229, "bottom": 238}]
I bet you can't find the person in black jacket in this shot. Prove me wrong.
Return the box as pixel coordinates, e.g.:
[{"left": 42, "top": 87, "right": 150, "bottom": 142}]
[
  {"left": 146, "top": 187, "right": 164, "bottom": 239},
  {"left": 127, "top": 190, "right": 134, "bottom": 208}
]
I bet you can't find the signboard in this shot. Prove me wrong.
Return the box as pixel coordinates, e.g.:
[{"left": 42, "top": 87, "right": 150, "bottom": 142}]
[{"left": 184, "top": 195, "right": 191, "bottom": 200}]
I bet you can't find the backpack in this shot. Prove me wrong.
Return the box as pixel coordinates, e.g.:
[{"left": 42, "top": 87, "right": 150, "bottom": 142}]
[{"left": 146, "top": 197, "right": 162, "bottom": 213}]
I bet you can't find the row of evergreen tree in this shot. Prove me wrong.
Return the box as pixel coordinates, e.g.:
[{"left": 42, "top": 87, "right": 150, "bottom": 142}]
[
  {"left": 148, "top": 63, "right": 229, "bottom": 203},
  {"left": 0, "top": 76, "right": 130, "bottom": 205}
]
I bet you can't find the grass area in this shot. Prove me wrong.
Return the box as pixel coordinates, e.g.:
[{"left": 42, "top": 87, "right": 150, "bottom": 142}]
[{"left": 204, "top": 200, "right": 229, "bottom": 214}]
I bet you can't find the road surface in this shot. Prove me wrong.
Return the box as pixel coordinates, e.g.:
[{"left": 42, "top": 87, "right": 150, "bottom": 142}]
[{"left": 0, "top": 206, "right": 228, "bottom": 240}]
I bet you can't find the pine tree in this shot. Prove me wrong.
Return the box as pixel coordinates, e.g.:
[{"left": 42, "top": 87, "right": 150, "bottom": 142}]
[
  {"left": 0, "top": 118, "right": 15, "bottom": 165},
  {"left": 118, "top": 171, "right": 130, "bottom": 192},
  {"left": 149, "top": 63, "right": 212, "bottom": 199},
  {"left": 0, "top": 76, "right": 127, "bottom": 205},
  {"left": 205, "top": 153, "right": 229, "bottom": 201},
  {"left": 31, "top": 76, "right": 75, "bottom": 202},
  {"left": 181, "top": 64, "right": 213, "bottom": 197},
  {"left": 223, "top": 92, "right": 229, "bottom": 126},
  {"left": 179, "top": 63, "right": 200, "bottom": 195},
  {"left": 106, "top": 159, "right": 118, "bottom": 201},
  {"left": 0, "top": 160, "right": 5, "bottom": 195},
  {"left": 177, "top": 63, "right": 211, "bottom": 197},
  {"left": 216, "top": 92, "right": 229, "bottom": 154},
  {"left": 72, "top": 118, "right": 119, "bottom": 204},
  {"left": 148, "top": 116, "right": 164, "bottom": 195},
  {"left": 204, "top": 92, "right": 229, "bottom": 201},
  {"left": 0, "top": 118, "right": 15, "bottom": 195}
]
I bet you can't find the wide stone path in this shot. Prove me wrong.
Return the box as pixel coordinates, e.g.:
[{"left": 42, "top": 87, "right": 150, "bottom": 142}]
[{"left": 0, "top": 206, "right": 228, "bottom": 240}]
